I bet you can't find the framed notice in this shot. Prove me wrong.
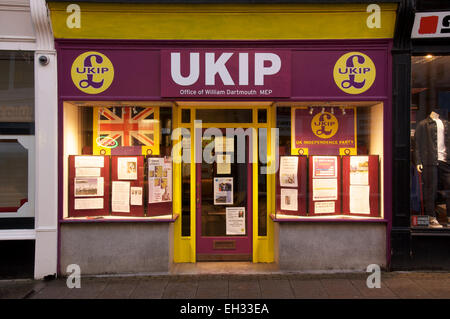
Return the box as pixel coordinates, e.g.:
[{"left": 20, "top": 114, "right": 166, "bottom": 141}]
[
  {"left": 313, "top": 156, "right": 337, "bottom": 178},
  {"left": 117, "top": 157, "right": 138, "bottom": 180},
  {"left": 280, "top": 188, "right": 298, "bottom": 211},
  {"left": 214, "top": 177, "right": 233, "bottom": 205},
  {"left": 226, "top": 207, "right": 246, "bottom": 235},
  {"left": 280, "top": 156, "right": 299, "bottom": 187},
  {"left": 148, "top": 157, "right": 172, "bottom": 203}
]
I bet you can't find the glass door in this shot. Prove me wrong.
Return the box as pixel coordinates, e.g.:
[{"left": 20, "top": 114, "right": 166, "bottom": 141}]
[{"left": 196, "top": 129, "right": 253, "bottom": 261}]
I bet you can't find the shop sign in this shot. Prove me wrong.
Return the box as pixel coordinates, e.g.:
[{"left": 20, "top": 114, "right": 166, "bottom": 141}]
[
  {"left": 161, "top": 50, "right": 291, "bottom": 98},
  {"left": 71, "top": 51, "right": 115, "bottom": 94},
  {"left": 333, "top": 52, "right": 376, "bottom": 95},
  {"left": 411, "top": 12, "right": 450, "bottom": 38},
  {"left": 293, "top": 107, "right": 356, "bottom": 156}
]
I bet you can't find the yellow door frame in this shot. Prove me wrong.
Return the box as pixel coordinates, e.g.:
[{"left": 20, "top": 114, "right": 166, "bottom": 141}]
[{"left": 173, "top": 104, "right": 275, "bottom": 263}]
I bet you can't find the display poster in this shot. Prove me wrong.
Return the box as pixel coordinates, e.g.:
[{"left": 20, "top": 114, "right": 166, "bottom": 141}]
[
  {"left": 148, "top": 157, "right": 173, "bottom": 203},
  {"left": 350, "top": 185, "right": 370, "bottom": 214},
  {"left": 75, "top": 167, "right": 101, "bottom": 177},
  {"left": 293, "top": 107, "right": 356, "bottom": 155},
  {"left": 214, "top": 177, "right": 233, "bottom": 205},
  {"left": 75, "top": 156, "right": 104, "bottom": 168},
  {"left": 350, "top": 156, "right": 369, "bottom": 185},
  {"left": 313, "top": 156, "right": 337, "bottom": 178},
  {"left": 280, "top": 188, "right": 298, "bottom": 211},
  {"left": 217, "top": 154, "right": 231, "bottom": 175},
  {"left": 215, "top": 137, "right": 234, "bottom": 153},
  {"left": 279, "top": 156, "right": 299, "bottom": 187},
  {"left": 314, "top": 201, "right": 335, "bottom": 214},
  {"left": 74, "top": 198, "right": 104, "bottom": 210},
  {"left": 74, "top": 177, "right": 104, "bottom": 197},
  {"left": 112, "top": 181, "right": 130, "bottom": 213},
  {"left": 118, "top": 157, "right": 138, "bottom": 180},
  {"left": 226, "top": 207, "right": 246, "bottom": 235},
  {"left": 312, "top": 178, "right": 338, "bottom": 201},
  {"left": 130, "top": 187, "right": 143, "bottom": 206}
]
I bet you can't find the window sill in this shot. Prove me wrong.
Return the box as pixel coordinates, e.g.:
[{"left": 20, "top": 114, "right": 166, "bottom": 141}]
[
  {"left": 60, "top": 214, "right": 178, "bottom": 223},
  {"left": 270, "top": 213, "right": 387, "bottom": 223}
]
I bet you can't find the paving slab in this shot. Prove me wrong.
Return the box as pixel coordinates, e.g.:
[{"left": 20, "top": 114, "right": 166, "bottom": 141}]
[
  {"left": 95, "top": 278, "right": 139, "bottom": 299},
  {"left": 320, "top": 279, "right": 363, "bottom": 299},
  {"left": 228, "top": 280, "right": 261, "bottom": 299},
  {"left": 129, "top": 279, "right": 169, "bottom": 299},
  {"left": 289, "top": 279, "right": 329, "bottom": 299},
  {"left": 162, "top": 281, "right": 198, "bottom": 299},
  {"left": 65, "top": 277, "right": 109, "bottom": 299},
  {"left": 350, "top": 279, "right": 399, "bottom": 299},
  {"left": 0, "top": 282, "right": 35, "bottom": 299},
  {"left": 409, "top": 279, "right": 450, "bottom": 299},
  {"left": 383, "top": 277, "right": 433, "bottom": 299},
  {"left": 259, "top": 279, "right": 294, "bottom": 299},
  {"left": 31, "top": 279, "right": 72, "bottom": 299},
  {"left": 194, "top": 279, "right": 228, "bottom": 299}
]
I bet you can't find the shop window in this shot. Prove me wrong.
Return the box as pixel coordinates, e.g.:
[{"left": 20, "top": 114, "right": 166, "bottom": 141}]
[
  {"left": 411, "top": 55, "right": 450, "bottom": 229},
  {"left": 63, "top": 102, "right": 173, "bottom": 219},
  {"left": 258, "top": 109, "right": 267, "bottom": 123},
  {"left": 0, "top": 51, "right": 34, "bottom": 135},
  {"left": 0, "top": 51, "right": 35, "bottom": 229},
  {"left": 258, "top": 131, "right": 267, "bottom": 236},
  {"left": 181, "top": 109, "right": 191, "bottom": 123},
  {"left": 275, "top": 104, "right": 383, "bottom": 219}
]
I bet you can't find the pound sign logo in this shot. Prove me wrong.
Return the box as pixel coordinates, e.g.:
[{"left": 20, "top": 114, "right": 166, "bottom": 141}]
[
  {"left": 311, "top": 112, "right": 339, "bottom": 139},
  {"left": 71, "top": 51, "right": 114, "bottom": 94},
  {"left": 333, "top": 52, "right": 376, "bottom": 95}
]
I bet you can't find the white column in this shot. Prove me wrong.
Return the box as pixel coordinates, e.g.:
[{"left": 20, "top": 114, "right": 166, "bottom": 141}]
[{"left": 30, "top": 0, "right": 58, "bottom": 279}]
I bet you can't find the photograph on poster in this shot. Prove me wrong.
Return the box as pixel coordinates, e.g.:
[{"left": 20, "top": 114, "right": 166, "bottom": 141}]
[
  {"left": 350, "top": 185, "right": 370, "bottom": 214},
  {"left": 75, "top": 156, "right": 104, "bottom": 168},
  {"left": 74, "top": 198, "right": 104, "bottom": 210},
  {"left": 312, "top": 178, "right": 338, "bottom": 201},
  {"left": 130, "top": 187, "right": 143, "bottom": 206},
  {"left": 280, "top": 156, "right": 298, "bottom": 187},
  {"left": 214, "top": 177, "right": 233, "bottom": 205},
  {"left": 280, "top": 188, "right": 298, "bottom": 211},
  {"left": 217, "top": 154, "right": 231, "bottom": 175},
  {"left": 74, "top": 177, "right": 104, "bottom": 197},
  {"left": 148, "top": 157, "right": 172, "bottom": 203},
  {"left": 350, "top": 156, "right": 369, "bottom": 185},
  {"left": 313, "top": 156, "right": 337, "bottom": 178},
  {"left": 226, "top": 207, "right": 246, "bottom": 235},
  {"left": 118, "top": 157, "right": 138, "bottom": 180},
  {"left": 112, "top": 181, "right": 130, "bottom": 213}
]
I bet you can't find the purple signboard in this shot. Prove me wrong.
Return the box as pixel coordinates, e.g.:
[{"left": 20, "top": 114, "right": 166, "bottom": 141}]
[
  {"left": 293, "top": 107, "right": 356, "bottom": 155},
  {"left": 56, "top": 41, "right": 390, "bottom": 100},
  {"left": 160, "top": 49, "right": 291, "bottom": 98}
]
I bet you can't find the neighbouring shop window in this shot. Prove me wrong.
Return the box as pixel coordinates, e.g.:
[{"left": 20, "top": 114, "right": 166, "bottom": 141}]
[
  {"left": 63, "top": 102, "right": 173, "bottom": 219},
  {"left": 411, "top": 55, "right": 450, "bottom": 229},
  {"left": 275, "top": 104, "right": 383, "bottom": 219},
  {"left": 0, "top": 51, "right": 35, "bottom": 228},
  {"left": 258, "top": 131, "right": 267, "bottom": 236}
]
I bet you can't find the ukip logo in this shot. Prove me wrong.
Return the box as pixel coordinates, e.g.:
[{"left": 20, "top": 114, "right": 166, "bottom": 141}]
[
  {"left": 71, "top": 51, "right": 114, "bottom": 94},
  {"left": 311, "top": 112, "right": 339, "bottom": 139},
  {"left": 333, "top": 52, "right": 376, "bottom": 95}
]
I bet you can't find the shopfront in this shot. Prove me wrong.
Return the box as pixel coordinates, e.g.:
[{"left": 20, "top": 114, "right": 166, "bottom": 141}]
[
  {"left": 48, "top": 1, "right": 398, "bottom": 274},
  {"left": 391, "top": 0, "right": 450, "bottom": 270}
]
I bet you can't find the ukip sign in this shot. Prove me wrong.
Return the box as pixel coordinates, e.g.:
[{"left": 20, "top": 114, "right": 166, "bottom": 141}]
[
  {"left": 292, "top": 107, "right": 356, "bottom": 156},
  {"left": 160, "top": 50, "right": 291, "bottom": 98}
]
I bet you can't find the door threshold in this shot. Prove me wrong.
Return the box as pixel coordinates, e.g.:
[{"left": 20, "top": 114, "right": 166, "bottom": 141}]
[{"left": 170, "top": 261, "right": 279, "bottom": 275}]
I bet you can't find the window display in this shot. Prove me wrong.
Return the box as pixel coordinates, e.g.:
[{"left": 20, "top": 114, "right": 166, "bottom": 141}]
[
  {"left": 411, "top": 56, "right": 450, "bottom": 228},
  {"left": 275, "top": 103, "right": 383, "bottom": 219},
  {"left": 64, "top": 103, "right": 173, "bottom": 219}
]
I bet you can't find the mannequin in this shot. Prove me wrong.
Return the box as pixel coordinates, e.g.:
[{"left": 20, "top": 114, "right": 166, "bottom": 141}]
[{"left": 415, "top": 107, "right": 450, "bottom": 228}]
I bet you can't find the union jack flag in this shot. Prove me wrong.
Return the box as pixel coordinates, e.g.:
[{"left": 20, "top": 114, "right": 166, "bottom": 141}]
[{"left": 97, "top": 106, "right": 155, "bottom": 148}]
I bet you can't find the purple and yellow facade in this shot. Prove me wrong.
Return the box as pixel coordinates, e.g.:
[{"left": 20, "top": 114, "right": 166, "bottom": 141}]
[{"left": 48, "top": 2, "right": 399, "bottom": 274}]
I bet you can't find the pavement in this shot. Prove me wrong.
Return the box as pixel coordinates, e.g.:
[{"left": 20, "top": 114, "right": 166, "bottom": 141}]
[{"left": 1, "top": 271, "right": 450, "bottom": 299}]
